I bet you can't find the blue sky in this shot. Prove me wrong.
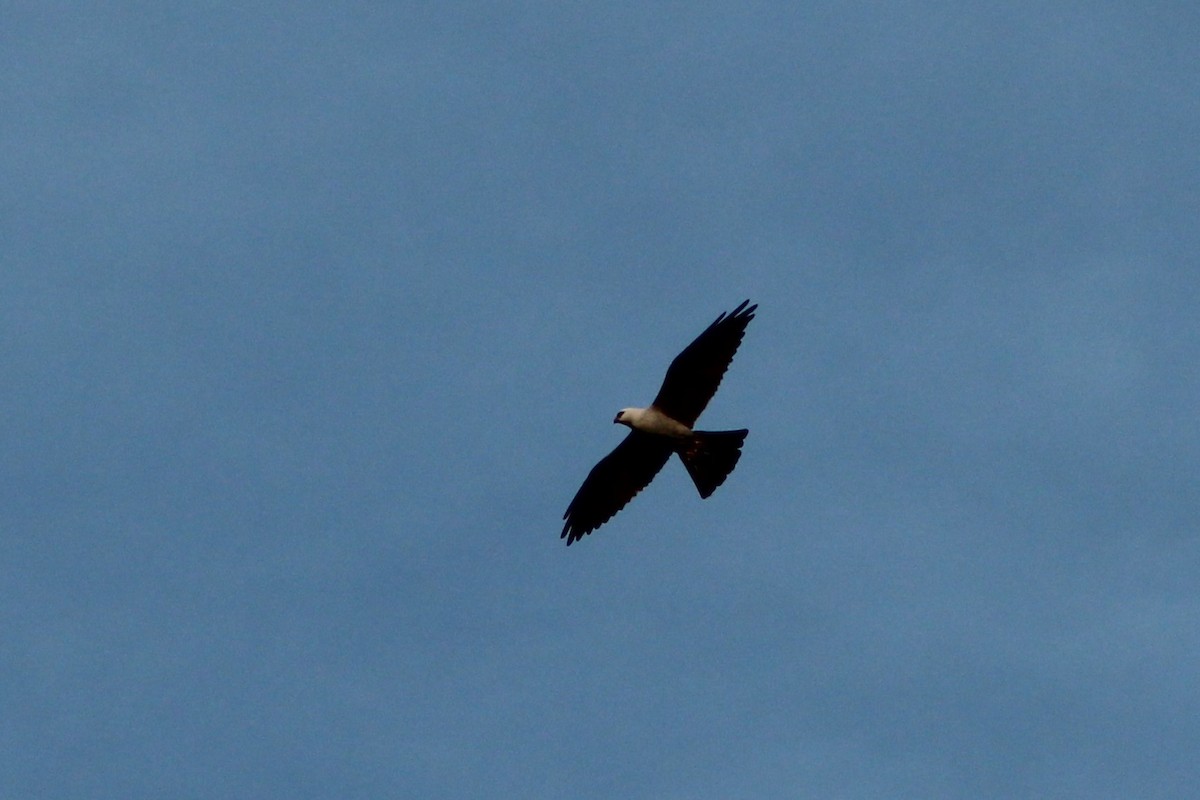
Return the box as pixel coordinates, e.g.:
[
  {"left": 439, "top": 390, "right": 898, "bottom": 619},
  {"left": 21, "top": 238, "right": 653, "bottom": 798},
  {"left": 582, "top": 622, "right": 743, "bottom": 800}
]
[{"left": 4, "top": 3, "right": 1198, "bottom": 797}]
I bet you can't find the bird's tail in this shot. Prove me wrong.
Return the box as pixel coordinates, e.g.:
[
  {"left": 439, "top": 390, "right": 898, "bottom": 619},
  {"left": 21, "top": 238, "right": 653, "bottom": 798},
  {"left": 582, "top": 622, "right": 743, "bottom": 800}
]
[{"left": 678, "top": 429, "right": 748, "bottom": 499}]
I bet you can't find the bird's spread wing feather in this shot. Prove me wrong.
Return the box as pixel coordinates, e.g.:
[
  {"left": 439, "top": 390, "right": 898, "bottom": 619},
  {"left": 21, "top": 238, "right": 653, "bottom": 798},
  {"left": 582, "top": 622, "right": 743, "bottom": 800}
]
[
  {"left": 651, "top": 300, "right": 757, "bottom": 427},
  {"left": 561, "top": 432, "right": 674, "bottom": 545}
]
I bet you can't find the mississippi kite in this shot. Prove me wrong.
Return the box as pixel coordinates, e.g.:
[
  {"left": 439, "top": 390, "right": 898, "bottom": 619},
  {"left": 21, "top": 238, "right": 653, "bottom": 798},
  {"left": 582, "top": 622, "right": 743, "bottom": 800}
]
[{"left": 561, "top": 300, "right": 757, "bottom": 545}]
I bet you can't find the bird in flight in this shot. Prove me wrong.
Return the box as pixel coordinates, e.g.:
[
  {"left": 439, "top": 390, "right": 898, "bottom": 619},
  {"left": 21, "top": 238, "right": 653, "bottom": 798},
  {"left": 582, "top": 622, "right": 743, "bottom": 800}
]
[{"left": 561, "top": 300, "right": 757, "bottom": 545}]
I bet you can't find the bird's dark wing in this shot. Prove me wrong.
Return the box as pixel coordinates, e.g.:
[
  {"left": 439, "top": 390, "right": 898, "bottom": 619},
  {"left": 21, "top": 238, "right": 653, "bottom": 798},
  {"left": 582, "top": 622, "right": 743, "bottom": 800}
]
[
  {"left": 650, "top": 300, "right": 757, "bottom": 427},
  {"left": 561, "top": 431, "right": 674, "bottom": 545}
]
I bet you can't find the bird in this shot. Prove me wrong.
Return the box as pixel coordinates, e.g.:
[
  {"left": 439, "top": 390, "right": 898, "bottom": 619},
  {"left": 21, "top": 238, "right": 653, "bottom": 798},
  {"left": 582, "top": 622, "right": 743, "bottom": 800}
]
[{"left": 561, "top": 300, "right": 757, "bottom": 545}]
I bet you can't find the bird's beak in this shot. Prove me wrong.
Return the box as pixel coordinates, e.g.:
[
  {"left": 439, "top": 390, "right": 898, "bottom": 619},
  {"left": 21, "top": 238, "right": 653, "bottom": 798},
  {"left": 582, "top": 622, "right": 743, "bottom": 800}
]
[{"left": 613, "top": 415, "right": 621, "bottom": 424}]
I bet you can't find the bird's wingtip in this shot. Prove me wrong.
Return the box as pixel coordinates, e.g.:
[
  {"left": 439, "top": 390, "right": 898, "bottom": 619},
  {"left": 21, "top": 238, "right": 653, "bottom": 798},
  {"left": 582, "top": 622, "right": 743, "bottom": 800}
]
[{"left": 726, "top": 299, "right": 756, "bottom": 320}]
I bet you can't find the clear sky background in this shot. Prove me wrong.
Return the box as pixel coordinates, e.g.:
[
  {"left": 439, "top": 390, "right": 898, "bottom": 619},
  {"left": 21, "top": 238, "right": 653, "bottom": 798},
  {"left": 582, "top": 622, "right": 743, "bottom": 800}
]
[{"left": 4, "top": 4, "right": 1198, "bottom": 798}]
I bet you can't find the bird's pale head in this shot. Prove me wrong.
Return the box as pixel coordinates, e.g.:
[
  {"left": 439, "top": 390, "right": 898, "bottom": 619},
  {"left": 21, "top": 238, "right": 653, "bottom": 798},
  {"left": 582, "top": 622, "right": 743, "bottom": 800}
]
[{"left": 614, "top": 408, "right": 635, "bottom": 427}]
